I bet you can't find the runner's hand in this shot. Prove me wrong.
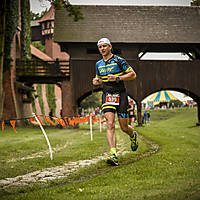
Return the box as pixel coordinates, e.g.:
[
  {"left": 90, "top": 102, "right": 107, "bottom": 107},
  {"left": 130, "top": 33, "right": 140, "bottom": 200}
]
[
  {"left": 92, "top": 77, "right": 102, "bottom": 86},
  {"left": 108, "top": 74, "right": 116, "bottom": 82}
]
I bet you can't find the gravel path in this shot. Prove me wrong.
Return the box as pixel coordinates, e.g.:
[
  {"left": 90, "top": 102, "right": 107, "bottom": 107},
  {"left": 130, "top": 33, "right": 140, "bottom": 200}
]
[
  {"left": 0, "top": 147, "right": 129, "bottom": 189},
  {"left": 0, "top": 135, "right": 159, "bottom": 189}
]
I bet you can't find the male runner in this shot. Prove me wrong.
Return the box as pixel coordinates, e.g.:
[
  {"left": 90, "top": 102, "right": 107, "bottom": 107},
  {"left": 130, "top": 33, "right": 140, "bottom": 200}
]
[{"left": 92, "top": 38, "right": 138, "bottom": 166}]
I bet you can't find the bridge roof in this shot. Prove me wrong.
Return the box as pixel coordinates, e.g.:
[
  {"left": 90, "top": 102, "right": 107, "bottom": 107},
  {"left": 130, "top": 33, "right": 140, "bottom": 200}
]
[{"left": 54, "top": 5, "right": 200, "bottom": 44}]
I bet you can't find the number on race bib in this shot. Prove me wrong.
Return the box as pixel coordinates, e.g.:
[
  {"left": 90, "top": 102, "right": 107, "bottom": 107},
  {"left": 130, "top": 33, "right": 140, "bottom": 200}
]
[{"left": 106, "top": 93, "right": 120, "bottom": 105}]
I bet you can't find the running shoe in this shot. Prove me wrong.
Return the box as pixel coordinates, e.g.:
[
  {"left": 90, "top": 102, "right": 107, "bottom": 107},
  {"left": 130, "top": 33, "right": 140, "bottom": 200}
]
[
  {"left": 106, "top": 153, "right": 118, "bottom": 166},
  {"left": 130, "top": 131, "right": 138, "bottom": 151}
]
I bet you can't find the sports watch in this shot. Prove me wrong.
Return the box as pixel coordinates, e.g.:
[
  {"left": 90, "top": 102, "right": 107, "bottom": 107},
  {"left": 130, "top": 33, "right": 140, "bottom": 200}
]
[{"left": 116, "top": 76, "right": 120, "bottom": 83}]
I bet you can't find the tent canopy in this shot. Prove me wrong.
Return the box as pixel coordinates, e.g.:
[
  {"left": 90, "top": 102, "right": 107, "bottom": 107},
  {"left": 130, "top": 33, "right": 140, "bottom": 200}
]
[{"left": 148, "top": 90, "right": 178, "bottom": 103}]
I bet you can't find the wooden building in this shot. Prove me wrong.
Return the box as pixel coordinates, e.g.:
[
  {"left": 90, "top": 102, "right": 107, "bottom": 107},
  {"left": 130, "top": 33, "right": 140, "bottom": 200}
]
[{"left": 54, "top": 5, "right": 200, "bottom": 125}]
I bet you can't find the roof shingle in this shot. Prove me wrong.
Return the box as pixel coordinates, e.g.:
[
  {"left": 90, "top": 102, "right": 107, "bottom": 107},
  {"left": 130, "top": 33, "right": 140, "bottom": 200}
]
[{"left": 54, "top": 5, "right": 200, "bottom": 44}]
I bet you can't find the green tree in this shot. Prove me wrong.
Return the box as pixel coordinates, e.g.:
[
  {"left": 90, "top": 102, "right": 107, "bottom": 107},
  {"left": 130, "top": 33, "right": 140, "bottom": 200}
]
[
  {"left": 46, "top": 84, "right": 56, "bottom": 114},
  {"left": 32, "top": 41, "right": 45, "bottom": 52},
  {"left": 30, "top": 9, "right": 48, "bottom": 20},
  {"left": 21, "top": 0, "right": 31, "bottom": 59},
  {"left": 30, "top": 11, "right": 40, "bottom": 20},
  {"left": 191, "top": 0, "right": 200, "bottom": 6},
  {"left": 0, "top": 0, "right": 19, "bottom": 119},
  {"left": 0, "top": 0, "right": 84, "bottom": 119},
  {"left": 0, "top": 0, "right": 6, "bottom": 119},
  {"left": 80, "top": 92, "right": 102, "bottom": 110},
  {"left": 44, "top": 0, "right": 84, "bottom": 21}
]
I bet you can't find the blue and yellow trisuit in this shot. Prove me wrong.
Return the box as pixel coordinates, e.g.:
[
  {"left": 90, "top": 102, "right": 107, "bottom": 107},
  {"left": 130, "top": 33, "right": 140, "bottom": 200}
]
[{"left": 95, "top": 55, "right": 134, "bottom": 118}]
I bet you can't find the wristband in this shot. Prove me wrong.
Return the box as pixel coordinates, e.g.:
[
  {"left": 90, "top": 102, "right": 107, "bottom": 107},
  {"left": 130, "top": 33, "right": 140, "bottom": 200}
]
[{"left": 116, "top": 76, "right": 120, "bottom": 83}]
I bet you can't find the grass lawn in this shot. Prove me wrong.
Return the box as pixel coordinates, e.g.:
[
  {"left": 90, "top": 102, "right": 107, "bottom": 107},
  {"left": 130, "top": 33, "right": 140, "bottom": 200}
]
[{"left": 0, "top": 107, "right": 199, "bottom": 199}]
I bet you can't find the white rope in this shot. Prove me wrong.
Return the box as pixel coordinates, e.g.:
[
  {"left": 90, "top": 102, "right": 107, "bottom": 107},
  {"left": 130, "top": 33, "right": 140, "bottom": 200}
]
[{"left": 32, "top": 113, "right": 53, "bottom": 160}]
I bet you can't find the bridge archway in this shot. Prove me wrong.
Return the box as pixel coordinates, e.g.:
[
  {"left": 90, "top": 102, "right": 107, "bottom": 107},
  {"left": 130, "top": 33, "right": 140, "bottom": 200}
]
[
  {"left": 54, "top": 5, "right": 200, "bottom": 125},
  {"left": 141, "top": 88, "right": 199, "bottom": 124},
  {"left": 77, "top": 88, "right": 102, "bottom": 108},
  {"left": 62, "top": 59, "right": 200, "bottom": 125}
]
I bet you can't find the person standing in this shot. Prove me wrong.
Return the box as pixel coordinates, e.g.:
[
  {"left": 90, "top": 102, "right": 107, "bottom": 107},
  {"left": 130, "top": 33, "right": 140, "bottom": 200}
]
[
  {"left": 147, "top": 111, "right": 151, "bottom": 124},
  {"left": 49, "top": 109, "right": 53, "bottom": 120},
  {"left": 92, "top": 38, "right": 138, "bottom": 166},
  {"left": 143, "top": 110, "right": 147, "bottom": 124},
  {"left": 128, "top": 99, "right": 136, "bottom": 129}
]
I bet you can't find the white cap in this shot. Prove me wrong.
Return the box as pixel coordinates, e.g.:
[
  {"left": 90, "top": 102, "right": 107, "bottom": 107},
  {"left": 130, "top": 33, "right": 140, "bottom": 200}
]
[{"left": 97, "top": 38, "right": 111, "bottom": 46}]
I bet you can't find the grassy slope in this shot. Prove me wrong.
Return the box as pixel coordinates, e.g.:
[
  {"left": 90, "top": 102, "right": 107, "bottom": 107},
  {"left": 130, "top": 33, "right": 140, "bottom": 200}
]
[{"left": 0, "top": 108, "right": 200, "bottom": 199}]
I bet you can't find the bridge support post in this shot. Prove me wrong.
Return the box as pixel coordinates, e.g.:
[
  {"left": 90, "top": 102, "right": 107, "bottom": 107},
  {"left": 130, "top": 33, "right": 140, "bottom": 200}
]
[
  {"left": 61, "top": 81, "right": 78, "bottom": 117},
  {"left": 197, "top": 100, "right": 200, "bottom": 126},
  {"left": 136, "top": 101, "right": 143, "bottom": 126}
]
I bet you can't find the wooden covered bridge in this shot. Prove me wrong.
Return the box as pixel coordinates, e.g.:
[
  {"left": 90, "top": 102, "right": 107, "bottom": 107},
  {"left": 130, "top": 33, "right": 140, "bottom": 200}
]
[
  {"left": 17, "top": 5, "right": 200, "bottom": 124},
  {"left": 53, "top": 5, "right": 200, "bottom": 125}
]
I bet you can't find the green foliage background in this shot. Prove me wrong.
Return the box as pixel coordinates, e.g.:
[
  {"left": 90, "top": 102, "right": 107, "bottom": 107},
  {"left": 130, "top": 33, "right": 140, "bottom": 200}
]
[
  {"left": 191, "top": 0, "right": 200, "bottom": 6},
  {"left": 46, "top": 84, "right": 56, "bottom": 114},
  {"left": 36, "top": 84, "right": 44, "bottom": 114},
  {"left": 31, "top": 41, "right": 56, "bottom": 116},
  {"left": 80, "top": 91, "right": 102, "bottom": 110},
  {"left": 21, "top": 0, "right": 31, "bottom": 60},
  {"left": 31, "top": 41, "right": 45, "bottom": 53},
  {"left": 4, "top": 0, "right": 18, "bottom": 71}
]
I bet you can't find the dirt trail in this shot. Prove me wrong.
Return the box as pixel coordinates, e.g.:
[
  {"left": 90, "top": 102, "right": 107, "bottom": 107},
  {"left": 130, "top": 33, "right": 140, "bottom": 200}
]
[{"left": 0, "top": 134, "right": 159, "bottom": 189}]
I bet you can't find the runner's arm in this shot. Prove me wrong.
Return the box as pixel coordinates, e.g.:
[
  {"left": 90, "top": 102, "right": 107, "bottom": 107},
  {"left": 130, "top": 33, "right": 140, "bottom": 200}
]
[
  {"left": 92, "top": 76, "right": 103, "bottom": 86},
  {"left": 108, "top": 69, "right": 136, "bottom": 82},
  {"left": 119, "top": 68, "right": 136, "bottom": 81}
]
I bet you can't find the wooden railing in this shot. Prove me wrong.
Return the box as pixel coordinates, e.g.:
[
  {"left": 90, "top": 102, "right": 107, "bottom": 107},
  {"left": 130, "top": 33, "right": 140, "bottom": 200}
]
[{"left": 16, "top": 59, "right": 70, "bottom": 84}]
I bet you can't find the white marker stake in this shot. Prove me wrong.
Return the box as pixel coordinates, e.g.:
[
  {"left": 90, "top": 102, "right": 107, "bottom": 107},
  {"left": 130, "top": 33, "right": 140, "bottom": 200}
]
[
  {"left": 90, "top": 115, "right": 93, "bottom": 141},
  {"left": 33, "top": 113, "right": 53, "bottom": 160},
  {"left": 100, "top": 117, "right": 102, "bottom": 132}
]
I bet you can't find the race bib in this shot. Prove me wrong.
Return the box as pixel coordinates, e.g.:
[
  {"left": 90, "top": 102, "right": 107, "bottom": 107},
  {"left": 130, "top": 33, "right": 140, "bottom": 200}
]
[
  {"left": 106, "top": 93, "right": 120, "bottom": 105},
  {"left": 130, "top": 111, "right": 134, "bottom": 115}
]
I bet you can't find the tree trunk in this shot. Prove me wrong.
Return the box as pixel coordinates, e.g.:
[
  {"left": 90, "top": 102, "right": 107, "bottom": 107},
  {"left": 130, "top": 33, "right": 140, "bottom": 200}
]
[
  {"left": 136, "top": 101, "right": 143, "bottom": 126},
  {"left": 0, "top": 0, "right": 6, "bottom": 120},
  {"left": 197, "top": 100, "right": 200, "bottom": 126}
]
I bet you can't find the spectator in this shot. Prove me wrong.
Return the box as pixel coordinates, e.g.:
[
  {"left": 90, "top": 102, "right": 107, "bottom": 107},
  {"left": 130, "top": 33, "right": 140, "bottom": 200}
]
[
  {"left": 49, "top": 109, "right": 53, "bottom": 119},
  {"left": 147, "top": 111, "right": 151, "bottom": 124},
  {"left": 143, "top": 110, "right": 147, "bottom": 124},
  {"left": 128, "top": 99, "right": 136, "bottom": 129}
]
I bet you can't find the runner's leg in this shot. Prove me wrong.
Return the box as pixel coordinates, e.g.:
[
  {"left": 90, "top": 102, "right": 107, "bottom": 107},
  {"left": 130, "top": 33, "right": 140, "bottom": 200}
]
[
  {"left": 118, "top": 117, "right": 138, "bottom": 151},
  {"left": 104, "top": 112, "right": 116, "bottom": 149},
  {"left": 118, "top": 118, "right": 134, "bottom": 137},
  {"left": 131, "top": 117, "right": 135, "bottom": 128},
  {"left": 104, "top": 111, "right": 118, "bottom": 165}
]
